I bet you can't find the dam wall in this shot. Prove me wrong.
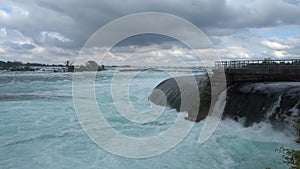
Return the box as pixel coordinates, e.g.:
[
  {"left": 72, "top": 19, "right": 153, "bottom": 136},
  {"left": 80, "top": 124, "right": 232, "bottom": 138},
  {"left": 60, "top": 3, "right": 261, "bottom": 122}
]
[
  {"left": 214, "top": 59, "right": 300, "bottom": 86},
  {"left": 149, "top": 75, "right": 300, "bottom": 128},
  {"left": 149, "top": 59, "right": 300, "bottom": 127}
]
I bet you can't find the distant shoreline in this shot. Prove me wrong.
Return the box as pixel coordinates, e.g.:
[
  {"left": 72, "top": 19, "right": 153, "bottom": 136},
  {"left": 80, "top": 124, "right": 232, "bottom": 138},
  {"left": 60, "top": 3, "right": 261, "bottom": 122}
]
[{"left": 0, "top": 60, "right": 105, "bottom": 73}]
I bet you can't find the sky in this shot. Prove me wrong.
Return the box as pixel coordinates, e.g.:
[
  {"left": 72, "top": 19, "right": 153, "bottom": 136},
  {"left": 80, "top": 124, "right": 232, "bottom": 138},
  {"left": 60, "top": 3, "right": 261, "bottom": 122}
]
[{"left": 0, "top": 0, "right": 300, "bottom": 66}]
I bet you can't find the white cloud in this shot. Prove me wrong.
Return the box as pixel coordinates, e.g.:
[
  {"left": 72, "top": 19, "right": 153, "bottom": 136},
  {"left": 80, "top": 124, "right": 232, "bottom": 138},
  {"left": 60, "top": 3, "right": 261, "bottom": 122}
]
[
  {"left": 41, "top": 31, "right": 72, "bottom": 43},
  {"left": 0, "top": 47, "right": 5, "bottom": 53},
  {"left": 272, "top": 50, "right": 289, "bottom": 58},
  {"left": 0, "top": 6, "right": 29, "bottom": 20},
  {"left": 12, "top": 6, "right": 29, "bottom": 17},
  {"left": 0, "top": 10, "right": 10, "bottom": 19},
  {"left": 261, "top": 40, "right": 290, "bottom": 50},
  {"left": 220, "top": 46, "right": 251, "bottom": 59},
  {"left": 1, "top": 0, "right": 300, "bottom": 63},
  {"left": 32, "top": 46, "right": 45, "bottom": 54},
  {"left": 0, "top": 28, "right": 7, "bottom": 37},
  {"left": 88, "top": 45, "right": 205, "bottom": 67}
]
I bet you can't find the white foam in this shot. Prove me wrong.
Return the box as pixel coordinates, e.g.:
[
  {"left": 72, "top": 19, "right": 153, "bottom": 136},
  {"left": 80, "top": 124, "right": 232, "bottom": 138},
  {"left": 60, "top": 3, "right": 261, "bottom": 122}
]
[{"left": 0, "top": 71, "right": 297, "bottom": 169}]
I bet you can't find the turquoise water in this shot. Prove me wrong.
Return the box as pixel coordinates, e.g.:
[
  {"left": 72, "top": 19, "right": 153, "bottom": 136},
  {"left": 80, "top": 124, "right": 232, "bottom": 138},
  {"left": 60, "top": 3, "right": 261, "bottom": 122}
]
[{"left": 0, "top": 70, "right": 297, "bottom": 169}]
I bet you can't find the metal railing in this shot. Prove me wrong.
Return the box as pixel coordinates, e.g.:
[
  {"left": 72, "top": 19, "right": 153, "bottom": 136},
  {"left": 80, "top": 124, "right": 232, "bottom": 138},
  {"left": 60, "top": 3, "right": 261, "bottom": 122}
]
[{"left": 215, "top": 59, "right": 300, "bottom": 69}]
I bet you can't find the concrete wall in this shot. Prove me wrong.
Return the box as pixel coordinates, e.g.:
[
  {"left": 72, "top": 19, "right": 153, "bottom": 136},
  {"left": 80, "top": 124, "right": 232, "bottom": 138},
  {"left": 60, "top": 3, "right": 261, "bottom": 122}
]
[{"left": 213, "top": 67, "right": 300, "bottom": 86}]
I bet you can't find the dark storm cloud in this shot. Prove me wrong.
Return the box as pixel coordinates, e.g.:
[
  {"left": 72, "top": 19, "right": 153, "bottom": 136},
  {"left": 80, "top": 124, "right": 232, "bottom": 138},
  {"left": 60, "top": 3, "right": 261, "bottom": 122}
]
[
  {"left": 3, "top": 42, "right": 34, "bottom": 55},
  {"left": 1, "top": 0, "right": 300, "bottom": 63},
  {"left": 4, "top": 42, "right": 35, "bottom": 50},
  {"left": 2, "top": 0, "right": 300, "bottom": 48},
  {"left": 113, "top": 34, "right": 184, "bottom": 48}
]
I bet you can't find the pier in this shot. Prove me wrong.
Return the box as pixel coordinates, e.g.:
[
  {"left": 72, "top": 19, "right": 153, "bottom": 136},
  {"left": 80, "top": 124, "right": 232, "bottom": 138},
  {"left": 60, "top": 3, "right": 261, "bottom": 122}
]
[{"left": 213, "top": 59, "right": 300, "bottom": 86}]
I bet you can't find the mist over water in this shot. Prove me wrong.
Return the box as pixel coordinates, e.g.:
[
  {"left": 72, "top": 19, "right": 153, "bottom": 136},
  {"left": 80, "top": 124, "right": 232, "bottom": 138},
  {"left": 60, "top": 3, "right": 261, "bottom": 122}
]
[{"left": 0, "top": 70, "right": 297, "bottom": 169}]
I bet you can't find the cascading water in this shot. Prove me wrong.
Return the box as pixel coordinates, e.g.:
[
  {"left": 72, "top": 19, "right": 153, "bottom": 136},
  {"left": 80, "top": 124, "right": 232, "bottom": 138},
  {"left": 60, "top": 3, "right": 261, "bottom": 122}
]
[
  {"left": 149, "top": 75, "right": 300, "bottom": 128},
  {"left": 224, "top": 82, "right": 300, "bottom": 128},
  {"left": 0, "top": 71, "right": 298, "bottom": 169}
]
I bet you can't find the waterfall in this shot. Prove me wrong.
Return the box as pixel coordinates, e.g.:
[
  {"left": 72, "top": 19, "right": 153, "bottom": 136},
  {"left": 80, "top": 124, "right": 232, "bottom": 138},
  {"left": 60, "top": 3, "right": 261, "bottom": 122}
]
[
  {"left": 199, "top": 89, "right": 227, "bottom": 143},
  {"left": 149, "top": 75, "right": 300, "bottom": 130}
]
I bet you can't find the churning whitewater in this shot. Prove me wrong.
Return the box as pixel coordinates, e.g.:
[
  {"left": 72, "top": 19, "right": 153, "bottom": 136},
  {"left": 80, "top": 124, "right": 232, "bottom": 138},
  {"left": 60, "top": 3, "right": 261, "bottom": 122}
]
[{"left": 0, "top": 70, "right": 298, "bottom": 169}]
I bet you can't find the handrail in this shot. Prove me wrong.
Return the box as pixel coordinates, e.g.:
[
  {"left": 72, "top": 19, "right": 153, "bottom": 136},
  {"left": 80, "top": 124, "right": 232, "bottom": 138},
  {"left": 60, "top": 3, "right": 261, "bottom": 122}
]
[{"left": 215, "top": 59, "right": 300, "bottom": 69}]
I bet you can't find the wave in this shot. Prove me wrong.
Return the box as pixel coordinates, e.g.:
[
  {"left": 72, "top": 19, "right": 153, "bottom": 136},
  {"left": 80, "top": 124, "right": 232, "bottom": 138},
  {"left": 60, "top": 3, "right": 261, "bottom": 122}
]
[
  {"left": 0, "top": 94, "right": 72, "bottom": 102},
  {"left": 0, "top": 129, "right": 82, "bottom": 148}
]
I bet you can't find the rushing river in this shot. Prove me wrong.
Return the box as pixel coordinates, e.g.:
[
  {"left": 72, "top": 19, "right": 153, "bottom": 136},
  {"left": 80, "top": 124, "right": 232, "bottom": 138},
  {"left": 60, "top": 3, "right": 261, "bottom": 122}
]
[{"left": 0, "top": 70, "right": 297, "bottom": 169}]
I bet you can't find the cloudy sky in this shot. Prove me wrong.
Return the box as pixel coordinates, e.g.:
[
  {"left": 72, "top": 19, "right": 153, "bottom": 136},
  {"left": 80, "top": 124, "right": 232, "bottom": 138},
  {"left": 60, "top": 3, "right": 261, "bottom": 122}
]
[{"left": 0, "top": 0, "right": 300, "bottom": 66}]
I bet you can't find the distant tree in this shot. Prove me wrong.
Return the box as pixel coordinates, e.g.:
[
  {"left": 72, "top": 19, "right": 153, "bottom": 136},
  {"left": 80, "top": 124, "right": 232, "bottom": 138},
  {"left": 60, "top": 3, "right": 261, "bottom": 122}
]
[
  {"left": 262, "top": 58, "right": 272, "bottom": 63},
  {"left": 64, "top": 60, "right": 74, "bottom": 72},
  {"left": 65, "top": 61, "right": 70, "bottom": 66},
  {"left": 65, "top": 60, "right": 73, "bottom": 67},
  {"left": 0, "top": 61, "right": 6, "bottom": 70}
]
